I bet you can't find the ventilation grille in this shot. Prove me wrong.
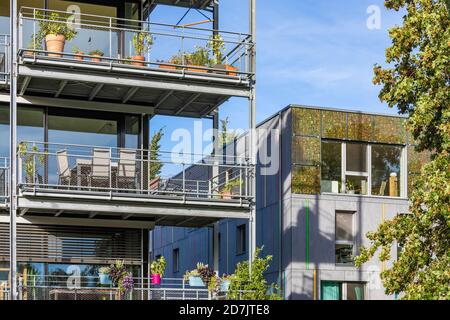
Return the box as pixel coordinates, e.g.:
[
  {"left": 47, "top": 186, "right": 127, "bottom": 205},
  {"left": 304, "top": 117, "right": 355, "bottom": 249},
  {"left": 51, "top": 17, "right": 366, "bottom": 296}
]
[{"left": 0, "top": 224, "right": 142, "bottom": 265}]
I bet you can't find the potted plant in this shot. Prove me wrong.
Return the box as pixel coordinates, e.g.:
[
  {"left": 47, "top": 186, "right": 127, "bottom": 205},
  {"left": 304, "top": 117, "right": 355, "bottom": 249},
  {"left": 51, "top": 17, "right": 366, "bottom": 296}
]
[
  {"left": 18, "top": 142, "right": 46, "bottom": 184},
  {"left": 88, "top": 49, "right": 104, "bottom": 63},
  {"left": 109, "top": 260, "right": 134, "bottom": 300},
  {"left": 207, "top": 34, "right": 238, "bottom": 76},
  {"left": 36, "top": 11, "right": 77, "bottom": 58},
  {"left": 220, "top": 274, "right": 232, "bottom": 292},
  {"left": 131, "top": 31, "right": 153, "bottom": 67},
  {"left": 184, "top": 262, "right": 215, "bottom": 287},
  {"left": 98, "top": 267, "right": 111, "bottom": 285},
  {"left": 158, "top": 55, "right": 180, "bottom": 71},
  {"left": 72, "top": 45, "right": 84, "bottom": 61},
  {"left": 221, "top": 178, "right": 242, "bottom": 199},
  {"left": 345, "top": 180, "right": 355, "bottom": 194},
  {"left": 150, "top": 256, "right": 166, "bottom": 285},
  {"left": 184, "top": 269, "right": 204, "bottom": 287},
  {"left": 186, "top": 46, "right": 209, "bottom": 73}
]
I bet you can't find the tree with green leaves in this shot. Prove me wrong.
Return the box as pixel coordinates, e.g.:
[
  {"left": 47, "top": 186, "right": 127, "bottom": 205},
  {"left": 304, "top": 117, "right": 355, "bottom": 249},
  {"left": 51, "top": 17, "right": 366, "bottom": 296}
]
[
  {"left": 355, "top": 0, "right": 449, "bottom": 300},
  {"left": 219, "top": 117, "right": 237, "bottom": 147},
  {"left": 149, "top": 127, "right": 164, "bottom": 180},
  {"left": 227, "top": 247, "right": 282, "bottom": 300}
]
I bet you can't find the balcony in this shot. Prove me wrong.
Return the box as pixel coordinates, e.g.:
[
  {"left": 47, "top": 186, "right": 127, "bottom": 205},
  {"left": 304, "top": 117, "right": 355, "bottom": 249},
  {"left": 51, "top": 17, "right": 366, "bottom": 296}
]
[
  {"left": 16, "top": 142, "right": 253, "bottom": 227},
  {"left": 0, "top": 275, "right": 252, "bottom": 301},
  {"left": 16, "top": 8, "right": 254, "bottom": 117}
]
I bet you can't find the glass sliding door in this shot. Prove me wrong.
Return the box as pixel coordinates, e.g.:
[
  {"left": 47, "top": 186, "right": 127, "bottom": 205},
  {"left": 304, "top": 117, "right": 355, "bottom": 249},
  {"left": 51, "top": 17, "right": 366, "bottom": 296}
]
[
  {"left": 48, "top": 115, "right": 118, "bottom": 148},
  {"left": 47, "top": 111, "right": 119, "bottom": 187},
  {"left": 124, "top": 115, "right": 140, "bottom": 149},
  {"left": 0, "top": 105, "right": 8, "bottom": 157},
  {"left": 47, "top": 0, "right": 119, "bottom": 60}
]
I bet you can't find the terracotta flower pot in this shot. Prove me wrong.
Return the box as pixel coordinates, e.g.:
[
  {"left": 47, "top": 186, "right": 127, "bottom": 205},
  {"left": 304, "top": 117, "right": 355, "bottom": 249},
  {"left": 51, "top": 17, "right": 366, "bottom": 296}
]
[
  {"left": 45, "top": 34, "right": 65, "bottom": 58},
  {"left": 187, "top": 65, "right": 208, "bottom": 73},
  {"left": 74, "top": 52, "right": 84, "bottom": 61},
  {"left": 90, "top": 54, "right": 103, "bottom": 63},
  {"left": 159, "top": 63, "right": 177, "bottom": 71},
  {"left": 131, "top": 55, "right": 145, "bottom": 67},
  {"left": 221, "top": 191, "right": 232, "bottom": 200},
  {"left": 225, "top": 64, "right": 238, "bottom": 76},
  {"left": 213, "top": 64, "right": 238, "bottom": 76}
]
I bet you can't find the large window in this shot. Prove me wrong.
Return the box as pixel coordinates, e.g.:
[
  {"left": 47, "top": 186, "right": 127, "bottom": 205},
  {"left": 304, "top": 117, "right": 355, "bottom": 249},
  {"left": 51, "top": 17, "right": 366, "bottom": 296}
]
[
  {"left": 321, "top": 140, "right": 405, "bottom": 197},
  {"left": 321, "top": 141, "right": 342, "bottom": 193},
  {"left": 48, "top": 114, "right": 118, "bottom": 148},
  {"left": 321, "top": 281, "right": 365, "bottom": 300},
  {"left": 335, "top": 211, "right": 354, "bottom": 265},
  {"left": 345, "top": 143, "right": 368, "bottom": 195},
  {"left": 0, "top": 105, "right": 8, "bottom": 157},
  {"left": 371, "top": 145, "right": 401, "bottom": 197}
]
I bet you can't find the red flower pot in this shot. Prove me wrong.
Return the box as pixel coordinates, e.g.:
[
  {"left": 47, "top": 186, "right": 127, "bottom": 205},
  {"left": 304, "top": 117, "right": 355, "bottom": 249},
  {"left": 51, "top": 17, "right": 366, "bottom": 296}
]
[{"left": 151, "top": 274, "right": 161, "bottom": 285}]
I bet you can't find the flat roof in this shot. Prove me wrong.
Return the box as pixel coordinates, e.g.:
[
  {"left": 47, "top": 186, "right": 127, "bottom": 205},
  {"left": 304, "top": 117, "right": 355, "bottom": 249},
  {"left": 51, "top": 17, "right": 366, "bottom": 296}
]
[{"left": 255, "top": 103, "right": 409, "bottom": 130}]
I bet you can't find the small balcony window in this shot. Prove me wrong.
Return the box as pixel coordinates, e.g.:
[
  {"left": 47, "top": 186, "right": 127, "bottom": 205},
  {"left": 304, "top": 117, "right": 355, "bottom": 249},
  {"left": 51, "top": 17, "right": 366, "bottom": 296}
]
[
  {"left": 172, "top": 249, "right": 179, "bottom": 273},
  {"left": 236, "top": 224, "right": 246, "bottom": 256}
]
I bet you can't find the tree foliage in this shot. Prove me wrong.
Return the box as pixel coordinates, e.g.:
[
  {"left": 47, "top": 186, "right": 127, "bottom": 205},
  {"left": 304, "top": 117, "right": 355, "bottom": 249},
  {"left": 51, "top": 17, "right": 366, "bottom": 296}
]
[
  {"left": 219, "top": 117, "right": 237, "bottom": 146},
  {"left": 149, "top": 127, "right": 164, "bottom": 180},
  {"left": 227, "top": 247, "right": 282, "bottom": 300},
  {"left": 356, "top": 0, "right": 450, "bottom": 300}
]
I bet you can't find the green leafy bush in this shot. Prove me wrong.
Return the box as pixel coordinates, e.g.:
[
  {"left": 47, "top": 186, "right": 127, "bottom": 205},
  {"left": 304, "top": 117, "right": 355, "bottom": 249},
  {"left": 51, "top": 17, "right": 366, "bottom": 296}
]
[{"left": 227, "top": 247, "right": 282, "bottom": 300}]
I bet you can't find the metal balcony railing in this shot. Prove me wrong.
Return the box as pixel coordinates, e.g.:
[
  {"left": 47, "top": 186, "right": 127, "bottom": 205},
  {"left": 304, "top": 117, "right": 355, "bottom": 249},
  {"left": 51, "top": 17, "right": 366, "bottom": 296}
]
[
  {"left": 17, "top": 141, "right": 253, "bottom": 204},
  {"left": 0, "top": 34, "right": 9, "bottom": 84},
  {"left": 10, "top": 275, "right": 253, "bottom": 300},
  {"left": 0, "top": 157, "right": 9, "bottom": 204},
  {"left": 18, "top": 7, "right": 254, "bottom": 81}
]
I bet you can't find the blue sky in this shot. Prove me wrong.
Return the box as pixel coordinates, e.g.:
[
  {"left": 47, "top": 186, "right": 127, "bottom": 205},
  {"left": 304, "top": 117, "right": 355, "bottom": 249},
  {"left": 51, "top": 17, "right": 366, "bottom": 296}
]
[
  {"left": 150, "top": 0, "right": 405, "bottom": 151},
  {"left": 0, "top": 1, "right": 405, "bottom": 157}
]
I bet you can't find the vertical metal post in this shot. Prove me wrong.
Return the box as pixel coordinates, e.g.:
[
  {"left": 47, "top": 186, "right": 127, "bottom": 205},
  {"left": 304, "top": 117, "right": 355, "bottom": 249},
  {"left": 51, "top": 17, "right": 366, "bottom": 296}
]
[
  {"left": 9, "top": 0, "right": 18, "bottom": 301},
  {"left": 248, "top": 0, "right": 257, "bottom": 274},
  {"left": 109, "top": 17, "right": 113, "bottom": 61}
]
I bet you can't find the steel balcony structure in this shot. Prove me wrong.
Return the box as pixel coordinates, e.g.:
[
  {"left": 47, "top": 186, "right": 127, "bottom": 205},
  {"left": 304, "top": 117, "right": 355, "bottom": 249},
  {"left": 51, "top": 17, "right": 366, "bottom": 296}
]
[
  {"left": 15, "top": 7, "right": 253, "bottom": 118},
  {"left": 15, "top": 141, "right": 253, "bottom": 228},
  {"left": 3, "top": 0, "right": 256, "bottom": 299}
]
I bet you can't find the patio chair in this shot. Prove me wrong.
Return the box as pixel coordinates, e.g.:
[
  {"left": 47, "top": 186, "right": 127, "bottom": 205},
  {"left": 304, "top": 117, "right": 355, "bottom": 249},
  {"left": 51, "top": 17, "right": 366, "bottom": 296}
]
[
  {"left": 88, "top": 148, "right": 111, "bottom": 190},
  {"left": 56, "top": 150, "right": 71, "bottom": 186},
  {"left": 116, "top": 149, "right": 137, "bottom": 191}
]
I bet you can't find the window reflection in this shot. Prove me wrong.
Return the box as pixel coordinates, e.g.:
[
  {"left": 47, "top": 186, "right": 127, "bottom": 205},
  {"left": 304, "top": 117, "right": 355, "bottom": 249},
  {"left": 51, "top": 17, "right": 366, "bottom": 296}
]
[
  {"left": 346, "top": 143, "right": 367, "bottom": 173},
  {"left": 321, "top": 141, "right": 342, "bottom": 193},
  {"left": 371, "top": 145, "right": 401, "bottom": 197}
]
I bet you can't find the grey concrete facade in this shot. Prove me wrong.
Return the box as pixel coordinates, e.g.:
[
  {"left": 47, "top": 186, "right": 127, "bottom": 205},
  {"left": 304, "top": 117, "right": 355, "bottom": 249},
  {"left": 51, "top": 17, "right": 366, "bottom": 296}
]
[{"left": 152, "top": 105, "right": 413, "bottom": 300}]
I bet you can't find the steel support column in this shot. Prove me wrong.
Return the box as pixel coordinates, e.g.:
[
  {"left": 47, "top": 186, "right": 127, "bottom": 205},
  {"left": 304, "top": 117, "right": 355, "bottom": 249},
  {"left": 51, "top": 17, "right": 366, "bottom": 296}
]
[
  {"left": 248, "top": 0, "right": 257, "bottom": 273},
  {"left": 212, "top": 2, "right": 221, "bottom": 276},
  {"left": 9, "top": 0, "right": 18, "bottom": 300},
  {"left": 212, "top": 110, "right": 220, "bottom": 275}
]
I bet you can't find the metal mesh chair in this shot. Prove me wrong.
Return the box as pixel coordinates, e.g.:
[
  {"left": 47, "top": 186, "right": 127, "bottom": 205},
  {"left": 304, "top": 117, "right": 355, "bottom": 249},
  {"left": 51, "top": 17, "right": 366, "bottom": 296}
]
[
  {"left": 88, "top": 148, "right": 111, "bottom": 189},
  {"left": 116, "top": 149, "right": 137, "bottom": 191}
]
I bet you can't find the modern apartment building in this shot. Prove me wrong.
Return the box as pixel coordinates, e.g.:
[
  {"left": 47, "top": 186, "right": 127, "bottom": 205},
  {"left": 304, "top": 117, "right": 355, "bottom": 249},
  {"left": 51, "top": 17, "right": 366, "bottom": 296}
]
[
  {"left": 0, "top": 0, "right": 256, "bottom": 300},
  {"left": 152, "top": 105, "right": 431, "bottom": 300}
]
